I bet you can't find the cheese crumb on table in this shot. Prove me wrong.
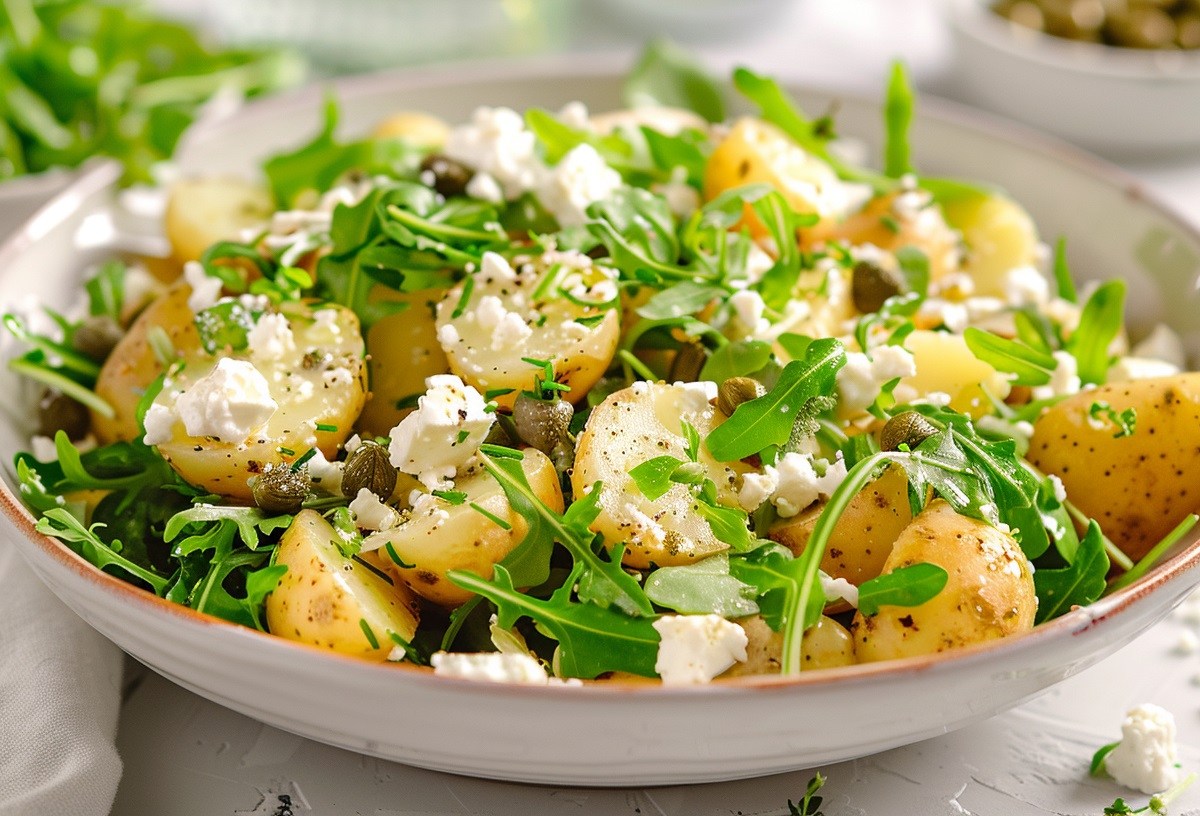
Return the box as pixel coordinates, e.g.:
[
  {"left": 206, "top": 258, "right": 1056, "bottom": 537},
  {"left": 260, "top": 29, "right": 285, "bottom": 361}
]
[{"left": 1104, "top": 703, "right": 1181, "bottom": 795}]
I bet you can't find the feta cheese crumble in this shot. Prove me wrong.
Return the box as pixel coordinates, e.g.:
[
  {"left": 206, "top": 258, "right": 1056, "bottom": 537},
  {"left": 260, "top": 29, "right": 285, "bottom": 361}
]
[
  {"left": 837, "top": 346, "right": 916, "bottom": 413},
  {"left": 442, "top": 106, "right": 541, "bottom": 200},
  {"left": 653, "top": 614, "right": 748, "bottom": 686},
  {"left": 173, "top": 358, "right": 277, "bottom": 444},
  {"left": 476, "top": 294, "right": 532, "bottom": 350},
  {"left": 183, "top": 260, "right": 221, "bottom": 314},
  {"left": 1032, "top": 351, "right": 1082, "bottom": 401},
  {"left": 430, "top": 651, "right": 551, "bottom": 684},
  {"left": 348, "top": 487, "right": 400, "bottom": 531},
  {"left": 537, "top": 143, "right": 622, "bottom": 227},
  {"left": 737, "top": 452, "right": 847, "bottom": 517},
  {"left": 1104, "top": 703, "right": 1181, "bottom": 794},
  {"left": 387, "top": 374, "right": 495, "bottom": 491},
  {"left": 247, "top": 312, "right": 295, "bottom": 361}
]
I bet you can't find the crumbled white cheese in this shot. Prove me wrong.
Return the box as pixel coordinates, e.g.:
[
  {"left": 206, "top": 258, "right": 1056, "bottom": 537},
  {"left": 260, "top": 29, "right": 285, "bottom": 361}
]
[
  {"left": 737, "top": 470, "right": 779, "bottom": 511},
  {"left": 976, "top": 415, "right": 1035, "bottom": 451},
  {"left": 322, "top": 367, "right": 354, "bottom": 387},
  {"left": 1032, "top": 351, "right": 1081, "bottom": 401},
  {"left": 247, "top": 313, "right": 295, "bottom": 361},
  {"left": 309, "top": 309, "right": 342, "bottom": 344},
  {"left": 1001, "top": 265, "right": 1050, "bottom": 307},
  {"left": 771, "top": 453, "right": 848, "bottom": 518},
  {"left": 142, "top": 403, "right": 177, "bottom": 446},
  {"left": 743, "top": 242, "right": 776, "bottom": 286},
  {"left": 430, "top": 651, "right": 551, "bottom": 684},
  {"left": 29, "top": 435, "right": 58, "bottom": 462},
  {"left": 537, "top": 143, "right": 622, "bottom": 227},
  {"left": 183, "top": 260, "right": 221, "bottom": 314},
  {"left": 1104, "top": 704, "right": 1181, "bottom": 794},
  {"left": 173, "top": 358, "right": 277, "bottom": 443},
  {"left": 1131, "top": 324, "right": 1186, "bottom": 369},
  {"left": 465, "top": 171, "right": 504, "bottom": 203},
  {"left": 436, "top": 322, "right": 461, "bottom": 347},
  {"left": 728, "top": 290, "right": 769, "bottom": 336},
  {"left": 820, "top": 573, "right": 859, "bottom": 608},
  {"left": 557, "top": 100, "right": 591, "bottom": 131},
  {"left": 837, "top": 346, "right": 916, "bottom": 413},
  {"left": 671, "top": 380, "right": 717, "bottom": 416},
  {"left": 348, "top": 487, "right": 400, "bottom": 531},
  {"left": 917, "top": 297, "right": 969, "bottom": 334},
  {"left": 476, "top": 294, "right": 532, "bottom": 351},
  {"left": 387, "top": 374, "right": 495, "bottom": 491},
  {"left": 344, "top": 433, "right": 363, "bottom": 453},
  {"left": 1049, "top": 474, "right": 1067, "bottom": 503},
  {"left": 624, "top": 502, "right": 668, "bottom": 549},
  {"left": 305, "top": 448, "right": 343, "bottom": 495},
  {"left": 443, "top": 106, "right": 541, "bottom": 199},
  {"left": 653, "top": 614, "right": 748, "bottom": 686},
  {"left": 653, "top": 167, "right": 700, "bottom": 219}
]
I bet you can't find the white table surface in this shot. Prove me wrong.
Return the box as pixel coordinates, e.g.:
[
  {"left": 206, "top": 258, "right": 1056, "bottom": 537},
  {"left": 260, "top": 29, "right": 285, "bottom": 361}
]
[{"left": 24, "top": 0, "right": 1200, "bottom": 812}]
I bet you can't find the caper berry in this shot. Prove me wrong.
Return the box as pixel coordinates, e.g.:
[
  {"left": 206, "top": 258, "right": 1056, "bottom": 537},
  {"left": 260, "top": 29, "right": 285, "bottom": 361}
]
[
  {"left": 252, "top": 464, "right": 311, "bottom": 515},
  {"left": 668, "top": 342, "right": 709, "bottom": 384},
  {"left": 72, "top": 316, "right": 124, "bottom": 363},
  {"left": 1106, "top": 5, "right": 1177, "bottom": 48},
  {"left": 717, "top": 377, "right": 765, "bottom": 417},
  {"left": 880, "top": 411, "right": 939, "bottom": 452},
  {"left": 991, "top": 0, "right": 1200, "bottom": 48},
  {"left": 38, "top": 390, "right": 89, "bottom": 439},
  {"left": 851, "top": 259, "right": 906, "bottom": 315},
  {"left": 341, "top": 441, "right": 398, "bottom": 501},
  {"left": 512, "top": 392, "right": 573, "bottom": 454},
  {"left": 419, "top": 154, "right": 473, "bottom": 198}
]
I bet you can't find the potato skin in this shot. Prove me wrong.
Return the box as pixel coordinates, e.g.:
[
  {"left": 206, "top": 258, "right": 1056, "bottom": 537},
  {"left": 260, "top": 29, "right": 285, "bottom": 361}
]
[
  {"left": 364, "top": 449, "right": 563, "bottom": 608},
  {"left": 723, "top": 614, "right": 855, "bottom": 677},
  {"left": 768, "top": 464, "right": 912, "bottom": 589},
  {"left": 852, "top": 500, "right": 1036, "bottom": 663},
  {"left": 266, "top": 509, "right": 420, "bottom": 660},
  {"left": 1028, "top": 373, "right": 1200, "bottom": 561}
]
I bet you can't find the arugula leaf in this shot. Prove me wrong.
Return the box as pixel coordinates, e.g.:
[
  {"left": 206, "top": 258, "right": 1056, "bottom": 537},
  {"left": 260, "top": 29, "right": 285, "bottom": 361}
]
[
  {"left": 963, "top": 327, "right": 1056, "bottom": 386},
  {"left": 695, "top": 499, "right": 757, "bottom": 553},
  {"left": 525, "top": 108, "right": 631, "bottom": 166},
  {"left": 635, "top": 281, "right": 724, "bottom": 320},
  {"left": 856, "top": 563, "right": 948, "bottom": 616},
  {"left": 85, "top": 261, "right": 125, "bottom": 322},
  {"left": 586, "top": 187, "right": 684, "bottom": 279},
  {"left": 1068, "top": 280, "right": 1125, "bottom": 385},
  {"left": 193, "top": 300, "right": 258, "bottom": 354},
  {"left": 706, "top": 338, "right": 846, "bottom": 461},
  {"left": 480, "top": 453, "right": 653, "bottom": 617},
  {"left": 1090, "top": 741, "right": 1120, "bottom": 777},
  {"left": 36, "top": 508, "right": 171, "bottom": 594},
  {"left": 449, "top": 565, "right": 661, "bottom": 679},
  {"left": 644, "top": 554, "right": 760, "bottom": 617},
  {"left": 641, "top": 126, "right": 708, "bottom": 187},
  {"left": 1089, "top": 402, "right": 1137, "bottom": 438},
  {"left": 623, "top": 40, "right": 726, "bottom": 123},
  {"left": 728, "top": 544, "right": 826, "bottom": 644},
  {"left": 700, "top": 339, "right": 773, "bottom": 384},
  {"left": 1052, "top": 237, "right": 1077, "bottom": 303},
  {"left": 164, "top": 505, "right": 292, "bottom": 551},
  {"left": 753, "top": 191, "right": 810, "bottom": 311},
  {"left": 788, "top": 773, "right": 827, "bottom": 816},
  {"left": 629, "top": 455, "right": 685, "bottom": 502},
  {"left": 883, "top": 61, "right": 914, "bottom": 178},
  {"left": 241, "top": 564, "right": 288, "bottom": 631},
  {"left": 1033, "top": 521, "right": 1109, "bottom": 623}
]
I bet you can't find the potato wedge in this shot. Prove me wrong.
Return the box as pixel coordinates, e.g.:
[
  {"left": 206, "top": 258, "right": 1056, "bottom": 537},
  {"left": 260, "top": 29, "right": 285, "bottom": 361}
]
[
  {"left": 266, "top": 509, "right": 420, "bottom": 660},
  {"left": 145, "top": 301, "right": 366, "bottom": 501},
  {"left": 371, "top": 111, "right": 450, "bottom": 147},
  {"left": 363, "top": 448, "right": 563, "bottom": 608},
  {"left": 898, "top": 329, "right": 1011, "bottom": 418},
  {"left": 852, "top": 500, "right": 1036, "bottom": 663},
  {"left": 435, "top": 252, "right": 620, "bottom": 410},
  {"left": 723, "top": 614, "right": 855, "bottom": 677},
  {"left": 165, "top": 177, "right": 273, "bottom": 268},
  {"left": 768, "top": 464, "right": 913, "bottom": 588},
  {"left": 357, "top": 286, "right": 450, "bottom": 438},
  {"left": 939, "top": 192, "right": 1039, "bottom": 298},
  {"left": 1027, "top": 373, "right": 1200, "bottom": 561},
  {"left": 92, "top": 283, "right": 200, "bottom": 444},
  {"left": 572, "top": 381, "right": 753, "bottom": 569}
]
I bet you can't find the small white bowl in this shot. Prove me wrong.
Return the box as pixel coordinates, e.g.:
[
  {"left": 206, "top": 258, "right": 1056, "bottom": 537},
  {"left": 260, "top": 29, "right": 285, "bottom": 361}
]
[{"left": 948, "top": 0, "right": 1200, "bottom": 157}]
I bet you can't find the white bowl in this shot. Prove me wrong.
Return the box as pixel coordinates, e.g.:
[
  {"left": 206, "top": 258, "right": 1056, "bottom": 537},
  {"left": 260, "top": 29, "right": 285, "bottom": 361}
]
[
  {"left": 948, "top": 0, "right": 1200, "bottom": 157},
  {"left": 4, "top": 56, "right": 1200, "bottom": 787}
]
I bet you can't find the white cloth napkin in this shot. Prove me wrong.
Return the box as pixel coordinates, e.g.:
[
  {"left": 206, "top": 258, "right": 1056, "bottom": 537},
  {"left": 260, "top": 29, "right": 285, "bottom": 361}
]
[{"left": 0, "top": 543, "right": 123, "bottom": 816}]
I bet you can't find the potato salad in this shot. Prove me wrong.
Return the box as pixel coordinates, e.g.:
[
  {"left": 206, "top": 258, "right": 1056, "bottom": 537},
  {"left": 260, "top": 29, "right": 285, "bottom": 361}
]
[{"left": 9, "top": 55, "right": 1199, "bottom": 686}]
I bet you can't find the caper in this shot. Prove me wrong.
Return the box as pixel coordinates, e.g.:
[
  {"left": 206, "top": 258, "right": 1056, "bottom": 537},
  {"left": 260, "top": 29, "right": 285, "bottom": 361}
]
[
  {"left": 341, "top": 441, "right": 398, "bottom": 501},
  {"left": 880, "top": 411, "right": 939, "bottom": 452},
  {"left": 419, "top": 154, "right": 473, "bottom": 198},
  {"left": 512, "top": 392, "right": 573, "bottom": 454},
  {"left": 72, "top": 316, "right": 124, "bottom": 363},
  {"left": 1176, "top": 11, "right": 1200, "bottom": 46},
  {"left": 996, "top": 0, "right": 1047, "bottom": 30},
  {"left": 668, "top": 342, "right": 709, "bottom": 384},
  {"left": 1041, "top": 0, "right": 1105, "bottom": 39},
  {"left": 252, "top": 464, "right": 311, "bottom": 515},
  {"left": 37, "top": 389, "right": 90, "bottom": 439},
  {"left": 717, "top": 377, "right": 765, "bottom": 417},
  {"left": 851, "top": 259, "right": 906, "bottom": 315}
]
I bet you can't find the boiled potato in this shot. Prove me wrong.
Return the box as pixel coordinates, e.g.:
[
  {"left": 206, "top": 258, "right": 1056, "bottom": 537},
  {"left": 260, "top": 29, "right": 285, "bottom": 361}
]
[
  {"left": 363, "top": 448, "right": 562, "bottom": 608},
  {"left": 898, "top": 329, "right": 1011, "bottom": 418},
  {"left": 852, "top": 499, "right": 1036, "bottom": 663},
  {"left": 768, "top": 464, "right": 913, "bottom": 588},
  {"left": 266, "top": 509, "right": 420, "bottom": 660},
  {"left": 144, "top": 301, "right": 366, "bottom": 501},
  {"left": 92, "top": 283, "right": 199, "bottom": 444},
  {"left": 572, "top": 381, "right": 753, "bottom": 569},
  {"left": 723, "top": 614, "right": 855, "bottom": 677},
  {"left": 357, "top": 286, "right": 450, "bottom": 438},
  {"left": 435, "top": 252, "right": 620, "bottom": 410},
  {"left": 165, "top": 177, "right": 273, "bottom": 268},
  {"left": 940, "top": 192, "right": 1039, "bottom": 298},
  {"left": 371, "top": 111, "right": 450, "bottom": 147},
  {"left": 703, "top": 118, "right": 856, "bottom": 238},
  {"left": 1027, "top": 373, "right": 1200, "bottom": 561}
]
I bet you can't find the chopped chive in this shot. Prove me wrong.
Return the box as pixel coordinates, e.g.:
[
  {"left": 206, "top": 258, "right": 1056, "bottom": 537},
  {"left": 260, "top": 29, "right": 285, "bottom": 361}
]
[
  {"left": 7, "top": 359, "right": 115, "bottom": 418},
  {"left": 291, "top": 448, "right": 318, "bottom": 471},
  {"left": 146, "top": 326, "right": 177, "bottom": 367},
  {"left": 277, "top": 446, "right": 296, "bottom": 457},
  {"left": 1052, "top": 237, "right": 1077, "bottom": 303},
  {"left": 572, "top": 314, "right": 606, "bottom": 329},
  {"left": 455, "top": 429, "right": 470, "bottom": 444},
  {"left": 450, "top": 275, "right": 475, "bottom": 319},
  {"left": 359, "top": 618, "right": 380, "bottom": 649},
  {"left": 469, "top": 502, "right": 512, "bottom": 530},
  {"left": 315, "top": 422, "right": 337, "bottom": 432},
  {"left": 432, "top": 489, "right": 467, "bottom": 505},
  {"left": 479, "top": 443, "right": 524, "bottom": 460},
  {"left": 880, "top": 214, "right": 901, "bottom": 234},
  {"left": 384, "top": 541, "right": 414, "bottom": 568},
  {"left": 521, "top": 356, "right": 552, "bottom": 369},
  {"left": 485, "top": 387, "right": 515, "bottom": 400},
  {"left": 395, "top": 393, "right": 422, "bottom": 410}
]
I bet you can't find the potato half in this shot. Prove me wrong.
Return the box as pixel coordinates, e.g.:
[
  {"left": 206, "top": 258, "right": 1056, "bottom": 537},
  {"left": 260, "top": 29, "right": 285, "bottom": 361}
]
[
  {"left": 266, "top": 509, "right": 420, "bottom": 660},
  {"left": 852, "top": 500, "right": 1036, "bottom": 663},
  {"left": 165, "top": 177, "right": 273, "bottom": 268}
]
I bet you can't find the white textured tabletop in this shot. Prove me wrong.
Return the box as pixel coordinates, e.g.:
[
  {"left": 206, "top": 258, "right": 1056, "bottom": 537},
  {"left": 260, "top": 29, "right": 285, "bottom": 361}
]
[{"left": 103, "top": 0, "right": 1200, "bottom": 812}]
